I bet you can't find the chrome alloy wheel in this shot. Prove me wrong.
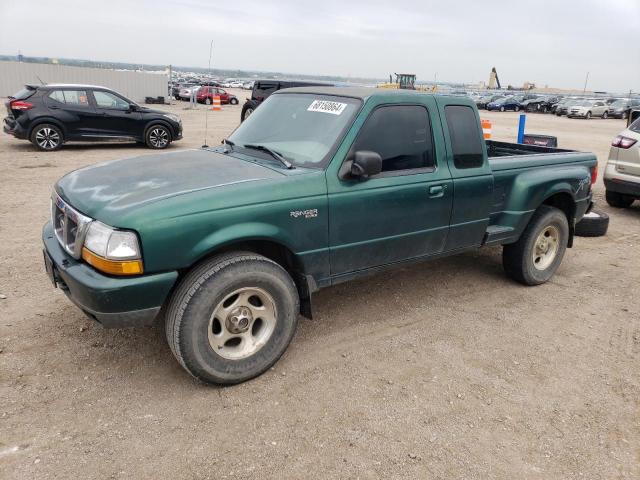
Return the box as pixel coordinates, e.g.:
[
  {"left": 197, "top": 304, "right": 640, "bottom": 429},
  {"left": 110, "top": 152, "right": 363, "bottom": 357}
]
[
  {"left": 149, "top": 127, "right": 169, "bottom": 148},
  {"left": 532, "top": 225, "right": 560, "bottom": 270},
  {"left": 36, "top": 127, "right": 60, "bottom": 150},
  {"left": 208, "top": 287, "right": 277, "bottom": 360}
]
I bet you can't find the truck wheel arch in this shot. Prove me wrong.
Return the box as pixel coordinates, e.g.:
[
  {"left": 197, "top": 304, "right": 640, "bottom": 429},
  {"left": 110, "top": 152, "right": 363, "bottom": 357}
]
[
  {"left": 541, "top": 191, "right": 577, "bottom": 247},
  {"left": 185, "top": 238, "right": 315, "bottom": 319}
]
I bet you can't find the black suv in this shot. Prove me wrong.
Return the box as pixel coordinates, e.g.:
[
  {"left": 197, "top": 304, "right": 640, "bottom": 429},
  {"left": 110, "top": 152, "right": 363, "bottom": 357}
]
[
  {"left": 3, "top": 84, "right": 183, "bottom": 151},
  {"left": 241, "top": 80, "right": 332, "bottom": 121}
]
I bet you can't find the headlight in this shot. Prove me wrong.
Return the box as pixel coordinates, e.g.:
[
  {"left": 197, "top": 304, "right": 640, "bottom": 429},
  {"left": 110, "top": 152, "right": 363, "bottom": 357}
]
[
  {"left": 163, "top": 113, "right": 180, "bottom": 123},
  {"left": 82, "top": 221, "right": 143, "bottom": 275}
]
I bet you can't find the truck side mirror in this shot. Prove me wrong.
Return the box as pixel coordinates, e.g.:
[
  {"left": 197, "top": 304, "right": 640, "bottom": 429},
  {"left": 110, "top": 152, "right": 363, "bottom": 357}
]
[{"left": 350, "top": 151, "right": 382, "bottom": 179}]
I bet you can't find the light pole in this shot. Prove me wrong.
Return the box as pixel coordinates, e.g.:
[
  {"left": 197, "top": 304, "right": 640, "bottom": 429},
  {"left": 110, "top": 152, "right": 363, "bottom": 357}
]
[{"left": 583, "top": 72, "right": 589, "bottom": 94}]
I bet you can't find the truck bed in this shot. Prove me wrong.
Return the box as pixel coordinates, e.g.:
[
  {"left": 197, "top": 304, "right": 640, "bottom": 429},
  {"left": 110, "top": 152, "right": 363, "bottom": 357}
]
[{"left": 484, "top": 140, "right": 597, "bottom": 246}]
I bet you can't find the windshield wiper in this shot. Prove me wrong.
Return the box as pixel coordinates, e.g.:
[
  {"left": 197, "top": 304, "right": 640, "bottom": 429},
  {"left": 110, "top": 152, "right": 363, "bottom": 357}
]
[{"left": 243, "top": 144, "right": 294, "bottom": 169}]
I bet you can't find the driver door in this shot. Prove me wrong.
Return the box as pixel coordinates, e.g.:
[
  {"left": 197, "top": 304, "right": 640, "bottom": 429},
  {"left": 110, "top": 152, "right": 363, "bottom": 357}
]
[
  {"left": 90, "top": 90, "right": 142, "bottom": 138},
  {"left": 326, "top": 100, "right": 453, "bottom": 277}
]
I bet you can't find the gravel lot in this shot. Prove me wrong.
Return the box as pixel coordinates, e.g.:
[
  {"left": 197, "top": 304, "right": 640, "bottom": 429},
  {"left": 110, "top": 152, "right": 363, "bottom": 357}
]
[{"left": 1, "top": 89, "right": 639, "bottom": 479}]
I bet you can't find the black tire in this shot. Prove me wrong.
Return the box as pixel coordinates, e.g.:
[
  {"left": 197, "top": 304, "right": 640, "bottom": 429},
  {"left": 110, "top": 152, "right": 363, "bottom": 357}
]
[
  {"left": 165, "top": 252, "right": 299, "bottom": 384},
  {"left": 586, "top": 111, "right": 592, "bottom": 120},
  {"left": 500, "top": 106, "right": 505, "bottom": 112},
  {"left": 205, "top": 97, "right": 211, "bottom": 105},
  {"left": 502, "top": 205, "right": 569, "bottom": 286},
  {"left": 145, "top": 124, "right": 171, "bottom": 149},
  {"left": 514, "top": 105, "right": 520, "bottom": 112},
  {"left": 575, "top": 210, "right": 609, "bottom": 237},
  {"left": 622, "top": 112, "right": 628, "bottom": 120},
  {"left": 30, "top": 123, "right": 63, "bottom": 151},
  {"left": 241, "top": 106, "right": 254, "bottom": 122},
  {"left": 605, "top": 190, "right": 635, "bottom": 208},
  {"left": 230, "top": 97, "right": 239, "bottom": 105},
  {"left": 602, "top": 111, "right": 608, "bottom": 119}
]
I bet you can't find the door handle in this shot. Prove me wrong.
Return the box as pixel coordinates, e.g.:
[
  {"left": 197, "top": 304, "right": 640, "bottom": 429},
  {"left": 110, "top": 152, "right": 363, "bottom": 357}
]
[{"left": 428, "top": 185, "right": 445, "bottom": 198}]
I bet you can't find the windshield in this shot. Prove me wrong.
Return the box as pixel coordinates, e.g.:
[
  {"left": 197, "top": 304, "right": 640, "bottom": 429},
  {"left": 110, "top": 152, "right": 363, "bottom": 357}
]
[
  {"left": 228, "top": 93, "right": 361, "bottom": 168},
  {"left": 11, "top": 87, "right": 36, "bottom": 100},
  {"left": 611, "top": 100, "right": 628, "bottom": 107}
]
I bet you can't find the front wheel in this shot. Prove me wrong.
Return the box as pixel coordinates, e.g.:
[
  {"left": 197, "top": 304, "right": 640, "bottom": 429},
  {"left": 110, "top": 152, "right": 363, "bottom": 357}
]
[
  {"left": 165, "top": 252, "right": 300, "bottom": 384},
  {"left": 586, "top": 111, "right": 592, "bottom": 120},
  {"left": 514, "top": 105, "right": 520, "bottom": 112},
  {"left": 500, "top": 106, "right": 505, "bottom": 112},
  {"left": 205, "top": 97, "right": 211, "bottom": 105},
  {"left": 502, "top": 205, "right": 569, "bottom": 286},
  {"left": 145, "top": 124, "right": 171, "bottom": 149}
]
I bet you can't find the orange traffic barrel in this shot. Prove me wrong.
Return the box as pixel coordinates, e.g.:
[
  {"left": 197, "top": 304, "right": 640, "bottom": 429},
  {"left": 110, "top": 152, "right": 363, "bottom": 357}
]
[
  {"left": 211, "top": 95, "right": 222, "bottom": 111},
  {"left": 481, "top": 119, "right": 492, "bottom": 139}
]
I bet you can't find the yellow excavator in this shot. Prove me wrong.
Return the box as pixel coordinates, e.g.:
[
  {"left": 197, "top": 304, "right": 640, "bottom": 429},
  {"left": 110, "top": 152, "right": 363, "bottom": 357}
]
[{"left": 377, "top": 73, "right": 437, "bottom": 92}]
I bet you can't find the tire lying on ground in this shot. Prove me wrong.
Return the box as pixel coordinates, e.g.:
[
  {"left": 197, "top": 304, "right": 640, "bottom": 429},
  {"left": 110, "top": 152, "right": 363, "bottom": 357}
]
[{"left": 574, "top": 210, "right": 609, "bottom": 237}]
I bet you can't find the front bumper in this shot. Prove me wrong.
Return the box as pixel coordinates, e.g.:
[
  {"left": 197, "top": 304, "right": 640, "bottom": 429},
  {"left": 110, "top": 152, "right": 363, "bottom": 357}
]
[{"left": 43, "top": 221, "right": 178, "bottom": 328}]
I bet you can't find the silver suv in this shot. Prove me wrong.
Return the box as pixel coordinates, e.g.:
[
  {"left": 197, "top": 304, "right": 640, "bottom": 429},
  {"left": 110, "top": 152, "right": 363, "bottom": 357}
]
[{"left": 604, "top": 117, "right": 640, "bottom": 207}]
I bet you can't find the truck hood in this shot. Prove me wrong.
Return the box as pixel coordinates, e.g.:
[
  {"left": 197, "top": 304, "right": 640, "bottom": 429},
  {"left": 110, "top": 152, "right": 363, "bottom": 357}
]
[{"left": 55, "top": 149, "right": 283, "bottom": 220}]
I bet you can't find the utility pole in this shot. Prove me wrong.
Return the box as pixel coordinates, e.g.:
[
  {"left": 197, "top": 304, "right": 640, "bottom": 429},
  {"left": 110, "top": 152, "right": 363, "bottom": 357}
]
[{"left": 583, "top": 72, "right": 589, "bottom": 94}]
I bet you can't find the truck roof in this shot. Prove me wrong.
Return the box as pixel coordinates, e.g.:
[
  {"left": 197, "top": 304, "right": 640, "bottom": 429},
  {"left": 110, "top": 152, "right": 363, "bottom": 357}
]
[{"left": 276, "top": 86, "right": 437, "bottom": 100}]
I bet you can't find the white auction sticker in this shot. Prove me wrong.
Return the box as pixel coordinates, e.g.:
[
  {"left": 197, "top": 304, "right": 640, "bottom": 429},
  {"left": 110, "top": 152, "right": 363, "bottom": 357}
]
[{"left": 307, "top": 100, "right": 348, "bottom": 115}]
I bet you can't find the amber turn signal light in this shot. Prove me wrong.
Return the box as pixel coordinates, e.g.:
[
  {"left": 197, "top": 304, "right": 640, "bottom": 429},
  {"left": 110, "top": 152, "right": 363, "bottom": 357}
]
[{"left": 82, "top": 247, "right": 143, "bottom": 275}]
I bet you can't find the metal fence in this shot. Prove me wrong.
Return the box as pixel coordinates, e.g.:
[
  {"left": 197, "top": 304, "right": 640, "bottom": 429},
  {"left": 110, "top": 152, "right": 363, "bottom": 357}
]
[{"left": 0, "top": 61, "right": 168, "bottom": 101}]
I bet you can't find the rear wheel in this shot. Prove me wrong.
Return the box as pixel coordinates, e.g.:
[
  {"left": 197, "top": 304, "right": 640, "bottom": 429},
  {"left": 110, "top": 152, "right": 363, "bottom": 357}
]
[
  {"left": 602, "top": 111, "right": 608, "bottom": 119},
  {"left": 30, "top": 124, "right": 63, "bottom": 151},
  {"left": 205, "top": 97, "right": 211, "bottom": 105},
  {"left": 605, "top": 190, "right": 635, "bottom": 208},
  {"left": 230, "top": 98, "right": 239, "bottom": 105},
  {"left": 500, "top": 106, "right": 505, "bottom": 112},
  {"left": 514, "top": 105, "right": 520, "bottom": 112},
  {"left": 503, "top": 205, "right": 569, "bottom": 285},
  {"left": 165, "top": 252, "right": 299, "bottom": 384},
  {"left": 622, "top": 112, "right": 628, "bottom": 120},
  {"left": 145, "top": 124, "right": 171, "bottom": 149}
]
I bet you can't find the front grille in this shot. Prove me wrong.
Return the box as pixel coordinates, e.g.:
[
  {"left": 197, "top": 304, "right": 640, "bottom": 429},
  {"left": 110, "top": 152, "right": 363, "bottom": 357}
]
[{"left": 51, "top": 192, "right": 92, "bottom": 259}]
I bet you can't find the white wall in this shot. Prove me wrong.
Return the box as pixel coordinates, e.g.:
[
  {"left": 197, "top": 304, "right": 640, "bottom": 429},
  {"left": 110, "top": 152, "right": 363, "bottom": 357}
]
[{"left": 0, "top": 61, "right": 168, "bottom": 100}]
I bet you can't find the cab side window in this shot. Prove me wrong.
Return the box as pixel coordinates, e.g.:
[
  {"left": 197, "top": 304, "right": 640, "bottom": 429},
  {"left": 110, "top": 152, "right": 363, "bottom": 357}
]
[
  {"left": 444, "top": 105, "right": 484, "bottom": 169},
  {"left": 48, "top": 90, "right": 89, "bottom": 106},
  {"left": 93, "top": 91, "right": 130, "bottom": 110},
  {"left": 351, "top": 105, "right": 435, "bottom": 173}
]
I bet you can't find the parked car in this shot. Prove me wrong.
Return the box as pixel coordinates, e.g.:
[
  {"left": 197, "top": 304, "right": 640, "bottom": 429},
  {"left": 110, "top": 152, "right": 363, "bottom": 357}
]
[
  {"left": 540, "top": 96, "right": 563, "bottom": 113},
  {"left": 520, "top": 95, "right": 545, "bottom": 112},
  {"left": 608, "top": 99, "right": 640, "bottom": 119},
  {"left": 179, "top": 85, "right": 201, "bottom": 101},
  {"left": 42, "top": 87, "right": 596, "bottom": 384},
  {"left": 476, "top": 94, "right": 504, "bottom": 109},
  {"left": 3, "top": 84, "right": 182, "bottom": 151},
  {"left": 556, "top": 98, "right": 581, "bottom": 116},
  {"left": 486, "top": 96, "right": 522, "bottom": 112},
  {"left": 567, "top": 99, "right": 609, "bottom": 119},
  {"left": 172, "top": 82, "right": 196, "bottom": 100},
  {"left": 242, "top": 81, "right": 254, "bottom": 90},
  {"left": 197, "top": 87, "right": 239, "bottom": 105},
  {"left": 229, "top": 81, "right": 244, "bottom": 88},
  {"left": 603, "top": 116, "right": 640, "bottom": 208},
  {"left": 241, "top": 79, "right": 332, "bottom": 121}
]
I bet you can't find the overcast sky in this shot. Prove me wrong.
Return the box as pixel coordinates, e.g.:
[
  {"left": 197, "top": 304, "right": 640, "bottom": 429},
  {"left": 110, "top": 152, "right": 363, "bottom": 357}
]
[{"left": 1, "top": 0, "right": 639, "bottom": 92}]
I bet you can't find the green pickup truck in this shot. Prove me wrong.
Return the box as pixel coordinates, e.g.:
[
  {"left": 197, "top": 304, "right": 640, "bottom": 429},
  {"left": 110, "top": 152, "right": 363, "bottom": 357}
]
[{"left": 43, "top": 87, "right": 597, "bottom": 384}]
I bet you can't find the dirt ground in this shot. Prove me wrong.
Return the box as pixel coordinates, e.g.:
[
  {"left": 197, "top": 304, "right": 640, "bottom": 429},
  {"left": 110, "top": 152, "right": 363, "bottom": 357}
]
[{"left": 1, "top": 89, "right": 639, "bottom": 479}]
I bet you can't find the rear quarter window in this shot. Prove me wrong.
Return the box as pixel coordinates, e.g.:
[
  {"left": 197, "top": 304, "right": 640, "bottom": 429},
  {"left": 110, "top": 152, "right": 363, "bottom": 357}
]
[
  {"left": 629, "top": 117, "right": 640, "bottom": 133},
  {"left": 444, "top": 105, "right": 485, "bottom": 169}
]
